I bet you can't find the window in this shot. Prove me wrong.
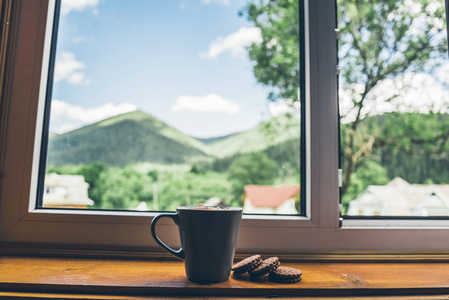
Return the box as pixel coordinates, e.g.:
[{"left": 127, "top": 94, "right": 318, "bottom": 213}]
[
  {"left": 38, "top": 0, "right": 304, "bottom": 216},
  {"left": 339, "top": 0, "right": 449, "bottom": 218},
  {"left": 1, "top": 0, "right": 449, "bottom": 252}
]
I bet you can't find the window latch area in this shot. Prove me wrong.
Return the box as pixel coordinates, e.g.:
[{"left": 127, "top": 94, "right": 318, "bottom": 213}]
[
  {"left": 335, "top": 28, "right": 340, "bottom": 39},
  {"left": 338, "top": 169, "right": 342, "bottom": 187}
]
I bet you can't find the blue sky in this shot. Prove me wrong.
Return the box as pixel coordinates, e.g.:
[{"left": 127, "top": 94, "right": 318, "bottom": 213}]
[{"left": 49, "top": 0, "right": 291, "bottom": 137}]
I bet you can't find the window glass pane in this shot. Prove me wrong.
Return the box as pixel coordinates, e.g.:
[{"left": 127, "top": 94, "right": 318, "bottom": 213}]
[
  {"left": 40, "top": 0, "right": 303, "bottom": 214},
  {"left": 338, "top": 0, "right": 449, "bottom": 216}
]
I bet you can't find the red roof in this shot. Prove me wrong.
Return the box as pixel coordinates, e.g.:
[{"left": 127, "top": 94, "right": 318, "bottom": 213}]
[{"left": 244, "top": 185, "right": 300, "bottom": 208}]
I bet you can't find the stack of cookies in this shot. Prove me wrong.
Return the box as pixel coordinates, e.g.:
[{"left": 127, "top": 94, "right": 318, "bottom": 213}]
[{"left": 231, "top": 255, "right": 302, "bottom": 283}]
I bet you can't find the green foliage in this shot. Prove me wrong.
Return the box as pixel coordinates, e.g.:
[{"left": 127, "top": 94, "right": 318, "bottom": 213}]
[
  {"left": 228, "top": 152, "right": 278, "bottom": 185},
  {"left": 76, "top": 162, "right": 106, "bottom": 207},
  {"left": 212, "top": 139, "right": 300, "bottom": 179},
  {"left": 47, "top": 163, "right": 231, "bottom": 211},
  {"left": 228, "top": 152, "right": 278, "bottom": 202},
  {"left": 264, "top": 138, "right": 300, "bottom": 178},
  {"left": 377, "top": 113, "right": 449, "bottom": 184},
  {"left": 95, "top": 167, "right": 153, "bottom": 210},
  {"left": 340, "top": 112, "right": 449, "bottom": 212},
  {"left": 157, "top": 171, "right": 231, "bottom": 211},
  {"left": 240, "top": 0, "right": 300, "bottom": 102},
  {"left": 338, "top": 0, "right": 447, "bottom": 90},
  {"left": 207, "top": 114, "right": 300, "bottom": 158},
  {"left": 46, "top": 164, "right": 80, "bottom": 175},
  {"left": 242, "top": 0, "right": 448, "bottom": 200},
  {"left": 147, "top": 170, "right": 159, "bottom": 181},
  {"left": 242, "top": 0, "right": 448, "bottom": 103},
  {"left": 45, "top": 112, "right": 302, "bottom": 211},
  {"left": 189, "top": 163, "right": 206, "bottom": 174},
  {"left": 46, "top": 113, "right": 449, "bottom": 213},
  {"left": 337, "top": 0, "right": 448, "bottom": 195},
  {"left": 341, "top": 160, "right": 389, "bottom": 212}
]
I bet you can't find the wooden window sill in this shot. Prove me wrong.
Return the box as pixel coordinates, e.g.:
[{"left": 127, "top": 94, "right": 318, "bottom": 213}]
[{"left": 0, "top": 256, "right": 449, "bottom": 298}]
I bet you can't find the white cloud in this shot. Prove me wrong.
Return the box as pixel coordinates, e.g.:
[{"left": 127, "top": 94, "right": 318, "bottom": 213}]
[
  {"left": 171, "top": 94, "right": 241, "bottom": 114},
  {"left": 202, "top": 0, "right": 230, "bottom": 5},
  {"left": 203, "top": 27, "right": 262, "bottom": 59},
  {"left": 54, "top": 52, "right": 89, "bottom": 85},
  {"left": 50, "top": 100, "right": 137, "bottom": 133},
  {"left": 268, "top": 99, "right": 300, "bottom": 116},
  {"left": 61, "top": 0, "right": 99, "bottom": 15}
]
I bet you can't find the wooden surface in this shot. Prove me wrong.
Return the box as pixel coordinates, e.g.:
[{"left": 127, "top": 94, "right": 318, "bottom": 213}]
[
  {"left": 0, "top": 257, "right": 449, "bottom": 297},
  {"left": 2, "top": 294, "right": 449, "bottom": 300},
  {"left": 4, "top": 242, "right": 449, "bottom": 261}
]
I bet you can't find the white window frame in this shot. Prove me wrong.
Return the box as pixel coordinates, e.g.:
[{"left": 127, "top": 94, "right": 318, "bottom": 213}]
[{"left": 1, "top": 0, "right": 449, "bottom": 251}]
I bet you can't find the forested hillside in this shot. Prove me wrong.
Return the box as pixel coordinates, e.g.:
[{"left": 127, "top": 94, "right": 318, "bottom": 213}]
[
  {"left": 48, "top": 110, "right": 211, "bottom": 166},
  {"left": 48, "top": 111, "right": 301, "bottom": 166},
  {"left": 207, "top": 114, "right": 300, "bottom": 157},
  {"left": 46, "top": 110, "right": 449, "bottom": 212},
  {"left": 46, "top": 112, "right": 301, "bottom": 210}
]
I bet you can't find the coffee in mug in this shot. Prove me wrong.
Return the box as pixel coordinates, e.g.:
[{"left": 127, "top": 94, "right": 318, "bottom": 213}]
[{"left": 151, "top": 206, "right": 243, "bottom": 283}]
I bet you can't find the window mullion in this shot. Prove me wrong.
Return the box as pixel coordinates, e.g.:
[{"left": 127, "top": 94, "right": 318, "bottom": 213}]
[{"left": 308, "top": 0, "right": 340, "bottom": 228}]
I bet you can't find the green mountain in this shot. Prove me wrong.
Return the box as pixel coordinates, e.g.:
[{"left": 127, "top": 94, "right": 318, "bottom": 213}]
[
  {"left": 206, "top": 114, "right": 300, "bottom": 158},
  {"left": 49, "top": 132, "right": 60, "bottom": 139},
  {"left": 196, "top": 133, "right": 238, "bottom": 144},
  {"left": 47, "top": 110, "right": 211, "bottom": 166}
]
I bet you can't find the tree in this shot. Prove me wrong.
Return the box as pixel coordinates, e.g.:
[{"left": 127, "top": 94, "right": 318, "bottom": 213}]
[
  {"left": 228, "top": 152, "right": 278, "bottom": 201},
  {"left": 76, "top": 162, "right": 106, "bottom": 208},
  {"left": 337, "top": 0, "right": 448, "bottom": 195},
  {"left": 157, "top": 171, "right": 230, "bottom": 211},
  {"left": 147, "top": 170, "right": 159, "bottom": 182},
  {"left": 242, "top": 0, "right": 448, "bottom": 196},
  {"left": 97, "top": 167, "right": 153, "bottom": 210},
  {"left": 341, "top": 159, "right": 389, "bottom": 212},
  {"left": 241, "top": 0, "right": 300, "bottom": 102}
]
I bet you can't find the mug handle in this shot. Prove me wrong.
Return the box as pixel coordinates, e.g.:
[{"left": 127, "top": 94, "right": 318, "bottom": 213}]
[{"left": 151, "top": 213, "right": 185, "bottom": 260}]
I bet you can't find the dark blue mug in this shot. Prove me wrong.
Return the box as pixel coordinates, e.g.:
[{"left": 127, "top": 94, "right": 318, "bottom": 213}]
[{"left": 151, "top": 206, "right": 242, "bottom": 283}]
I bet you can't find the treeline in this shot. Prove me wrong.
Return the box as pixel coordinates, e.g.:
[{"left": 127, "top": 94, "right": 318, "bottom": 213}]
[
  {"left": 47, "top": 112, "right": 449, "bottom": 213},
  {"left": 341, "top": 112, "right": 449, "bottom": 211},
  {"left": 47, "top": 163, "right": 230, "bottom": 211},
  {"left": 46, "top": 139, "right": 301, "bottom": 211},
  {"left": 209, "top": 139, "right": 300, "bottom": 173}
]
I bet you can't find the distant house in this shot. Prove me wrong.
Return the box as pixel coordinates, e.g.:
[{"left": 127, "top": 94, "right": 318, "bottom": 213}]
[
  {"left": 43, "top": 173, "right": 94, "bottom": 208},
  {"left": 347, "top": 177, "right": 449, "bottom": 216},
  {"left": 135, "top": 201, "right": 150, "bottom": 211},
  {"left": 243, "top": 185, "right": 300, "bottom": 214}
]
